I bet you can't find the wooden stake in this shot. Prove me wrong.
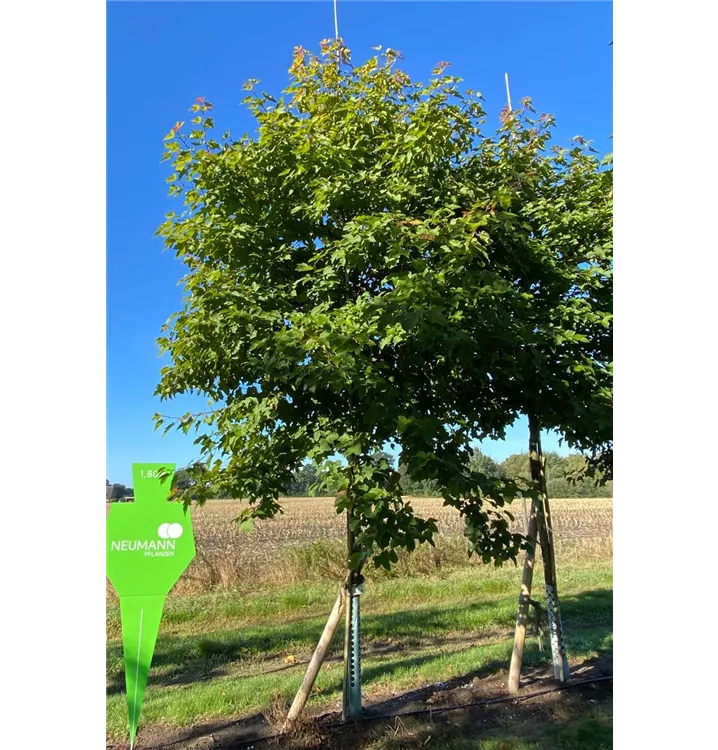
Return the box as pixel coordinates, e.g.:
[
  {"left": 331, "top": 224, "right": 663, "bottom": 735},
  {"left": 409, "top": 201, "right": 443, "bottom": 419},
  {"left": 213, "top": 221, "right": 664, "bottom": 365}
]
[
  {"left": 507, "top": 492, "right": 539, "bottom": 693},
  {"left": 285, "top": 586, "right": 346, "bottom": 726}
]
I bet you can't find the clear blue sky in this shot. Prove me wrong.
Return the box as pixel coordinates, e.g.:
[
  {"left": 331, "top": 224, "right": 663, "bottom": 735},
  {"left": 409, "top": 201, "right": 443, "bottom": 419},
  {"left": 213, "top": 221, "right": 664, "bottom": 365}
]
[{"left": 107, "top": 1, "right": 613, "bottom": 486}]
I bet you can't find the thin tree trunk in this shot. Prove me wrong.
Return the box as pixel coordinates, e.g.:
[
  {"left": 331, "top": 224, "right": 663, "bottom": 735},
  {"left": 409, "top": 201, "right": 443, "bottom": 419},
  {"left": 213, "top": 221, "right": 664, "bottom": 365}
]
[
  {"left": 284, "top": 586, "right": 346, "bottom": 726},
  {"left": 508, "top": 415, "right": 545, "bottom": 693},
  {"left": 536, "top": 454, "right": 570, "bottom": 682}
]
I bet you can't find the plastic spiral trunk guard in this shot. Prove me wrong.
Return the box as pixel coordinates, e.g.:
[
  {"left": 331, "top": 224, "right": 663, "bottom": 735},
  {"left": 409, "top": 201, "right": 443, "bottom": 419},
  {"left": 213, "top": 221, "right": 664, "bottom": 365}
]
[{"left": 545, "top": 584, "right": 570, "bottom": 681}]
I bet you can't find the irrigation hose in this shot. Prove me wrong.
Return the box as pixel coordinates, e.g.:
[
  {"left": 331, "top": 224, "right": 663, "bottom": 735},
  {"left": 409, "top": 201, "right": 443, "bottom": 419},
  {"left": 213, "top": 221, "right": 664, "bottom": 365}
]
[{"left": 220, "top": 674, "right": 613, "bottom": 748}]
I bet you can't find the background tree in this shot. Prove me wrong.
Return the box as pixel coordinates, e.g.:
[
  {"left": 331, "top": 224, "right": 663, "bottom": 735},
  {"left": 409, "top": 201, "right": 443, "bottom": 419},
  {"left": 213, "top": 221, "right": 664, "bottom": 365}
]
[
  {"left": 466, "top": 104, "right": 612, "bottom": 689},
  {"left": 501, "top": 454, "right": 531, "bottom": 483},
  {"left": 397, "top": 462, "right": 440, "bottom": 497},
  {"left": 468, "top": 448, "right": 505, "bottom": 480},
  {"left": 283, "top": 462, "right": 321, "bottom": 496},
  {"left": 110, "top": 484, "right": 126, "bottom": 500},
  {"left": 172, "top": 469, "right": 195, "bottom": 491},
  {"left": 369, "top": 450, "right": 395, "bottom": 472},
  {"left": 499, "top": 452, "right": 611, "bottom": 498},
  {"left": 500, "top": 452, "right": 563, "bottom": 482},
  {"left": 452, "top": 100, "right": 613, "bottom": 478}
]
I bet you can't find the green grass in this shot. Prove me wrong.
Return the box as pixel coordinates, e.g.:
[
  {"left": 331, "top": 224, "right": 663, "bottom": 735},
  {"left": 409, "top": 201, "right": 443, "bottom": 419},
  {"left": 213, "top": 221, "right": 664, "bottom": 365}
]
[
  {"left": 106, "top": 561, "right": 612, "bottom": 637},
  {"left": 106, "top": 561, "right": 612, "bottom": 741}
]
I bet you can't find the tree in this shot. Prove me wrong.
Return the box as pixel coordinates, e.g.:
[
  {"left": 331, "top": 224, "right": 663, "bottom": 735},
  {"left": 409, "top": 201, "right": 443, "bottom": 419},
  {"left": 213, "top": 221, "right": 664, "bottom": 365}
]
[
  {"left": 498, "top": 123, "right": 608, "bottom": 420},
  {"left": 469, "top": 105, "right": 612, "bottom": 691},
  {"left": 109, "top": 483, "right": 129, "bottom": 500},
  {"left": 454, "top": 102, "right": 613, "bottom": 480},
  {"left": 283, "top": 462, "right": 320, "bottom": 496},
  {"left": 172, "top": 469, "right": 195, "bottom": 491},
  {"left": 397, "top": 462, "right": 440, "bottom": 497},
  {"left": 468, "top": 449, "right": 505, "bottom": 480},
  {"left": 500, "top": 452, "right": 611, "bottom": 498},
  {"left": 501, "top": 454, "right": 531, "bottom": 482},
  {"left": 155, "top": 40, "right": 542, "bottom": 720}
]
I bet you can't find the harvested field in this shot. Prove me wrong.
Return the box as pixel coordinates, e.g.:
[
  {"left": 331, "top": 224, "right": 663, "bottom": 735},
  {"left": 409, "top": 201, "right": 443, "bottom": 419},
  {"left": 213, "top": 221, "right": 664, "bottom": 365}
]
[{"left": 107, "top": 497, "right": 612, "bottom": 597}]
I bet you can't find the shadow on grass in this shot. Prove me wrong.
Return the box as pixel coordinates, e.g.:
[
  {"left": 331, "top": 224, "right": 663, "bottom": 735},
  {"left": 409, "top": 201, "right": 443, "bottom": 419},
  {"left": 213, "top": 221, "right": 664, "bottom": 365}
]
[
  {"left": 107, "top": 589, "right": 612, "bottom": 700},
  {"left": 106, "top": 589, "right": 613, "bottom": 693}
]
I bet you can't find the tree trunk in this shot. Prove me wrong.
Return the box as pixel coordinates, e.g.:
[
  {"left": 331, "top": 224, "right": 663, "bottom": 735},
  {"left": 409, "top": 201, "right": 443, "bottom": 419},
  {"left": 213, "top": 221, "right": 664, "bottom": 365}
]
[
  {"left": 508, "top": 415, "right": 546, "bottom": 693},
  {"left": 285, "top": 586, "right": 346, "bottom": 726},
  {"left": 536, "top": 454, "right": 570, "bottom": 682}
]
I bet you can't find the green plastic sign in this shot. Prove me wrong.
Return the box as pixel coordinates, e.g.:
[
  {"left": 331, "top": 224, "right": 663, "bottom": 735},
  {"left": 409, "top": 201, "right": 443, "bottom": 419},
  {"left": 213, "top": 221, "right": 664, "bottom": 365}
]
[{"left": 107, "top": 463, "right": 196, "bottom": 749}]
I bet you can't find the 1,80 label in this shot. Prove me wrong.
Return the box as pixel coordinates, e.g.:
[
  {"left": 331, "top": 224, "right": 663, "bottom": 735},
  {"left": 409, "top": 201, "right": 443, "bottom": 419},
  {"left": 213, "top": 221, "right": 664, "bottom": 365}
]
[{"left": 140, "top": 469, "right": 163, "bottom": 479}]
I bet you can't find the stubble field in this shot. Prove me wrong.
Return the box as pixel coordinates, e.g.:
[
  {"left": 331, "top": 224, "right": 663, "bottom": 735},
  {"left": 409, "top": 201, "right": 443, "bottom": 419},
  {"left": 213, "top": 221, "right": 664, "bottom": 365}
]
[{"left": 105, "top": 496, "right": 611, "bottom": 597}]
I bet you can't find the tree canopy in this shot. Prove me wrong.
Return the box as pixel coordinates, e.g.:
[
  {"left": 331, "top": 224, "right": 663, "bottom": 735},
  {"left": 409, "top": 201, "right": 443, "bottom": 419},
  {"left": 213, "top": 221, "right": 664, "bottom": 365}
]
[{"left": 155, "top": 40, "right": 612, "bottom": 569}]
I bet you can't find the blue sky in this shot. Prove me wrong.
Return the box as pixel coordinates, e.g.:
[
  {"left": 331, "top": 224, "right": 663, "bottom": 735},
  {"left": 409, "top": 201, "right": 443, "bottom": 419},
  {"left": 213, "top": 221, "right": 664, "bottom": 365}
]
[{"left": 107, "top": 1, "right": 613, "bottom": 486}]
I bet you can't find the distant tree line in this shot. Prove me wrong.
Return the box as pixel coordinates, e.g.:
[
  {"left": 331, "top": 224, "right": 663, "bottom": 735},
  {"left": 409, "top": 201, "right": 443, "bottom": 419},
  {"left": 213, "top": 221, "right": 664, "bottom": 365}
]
[
  {"left": 468, "top": 450, "right": 613, "bottom": 498},
  {"left": 281, "top": 449, "right": 612, "bottom": 498},
  {"left": 106, "top": 479, "right": 134, "bottom": 500},
  {"left": 165, "top": 449, "right": 612, "bottom": 501}
]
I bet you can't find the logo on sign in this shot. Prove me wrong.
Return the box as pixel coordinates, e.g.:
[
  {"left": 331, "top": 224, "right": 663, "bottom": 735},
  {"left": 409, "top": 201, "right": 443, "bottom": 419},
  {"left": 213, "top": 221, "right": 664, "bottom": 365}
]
[
  {"left": 158, "top": 523, "right": 183, "bottom": 539},
  {"left": 110, "top": 522, "right": 184, "bottom": 557}
]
